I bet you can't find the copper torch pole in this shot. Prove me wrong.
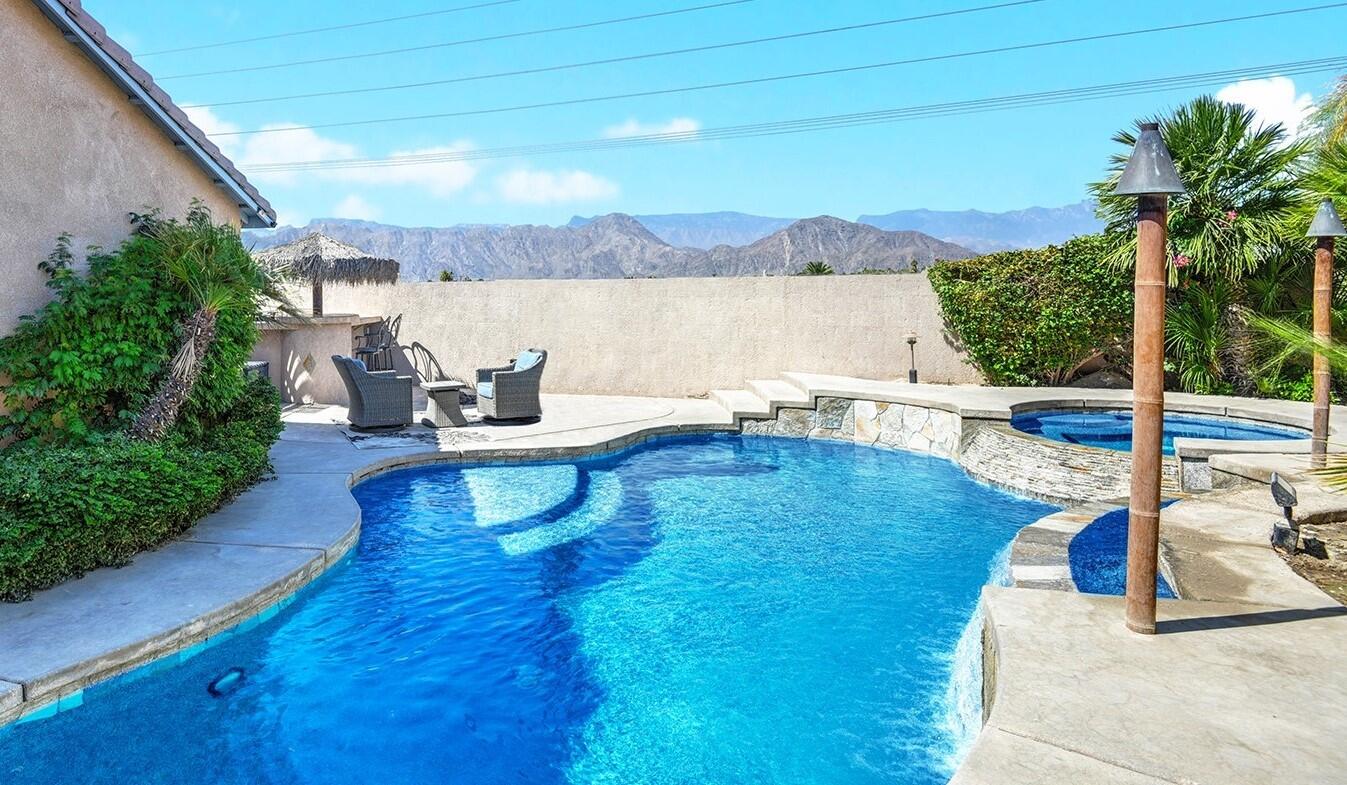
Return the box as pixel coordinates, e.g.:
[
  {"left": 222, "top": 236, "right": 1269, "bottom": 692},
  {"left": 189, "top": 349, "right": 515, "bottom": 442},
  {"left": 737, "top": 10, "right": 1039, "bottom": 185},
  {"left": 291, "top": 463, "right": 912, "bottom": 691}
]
[
  {"left": 1313, "top": 236, "right": 1334, "bottom": 468},
  {"left": 1125, "top": 194, "right": 1168, "bottom": 635}
]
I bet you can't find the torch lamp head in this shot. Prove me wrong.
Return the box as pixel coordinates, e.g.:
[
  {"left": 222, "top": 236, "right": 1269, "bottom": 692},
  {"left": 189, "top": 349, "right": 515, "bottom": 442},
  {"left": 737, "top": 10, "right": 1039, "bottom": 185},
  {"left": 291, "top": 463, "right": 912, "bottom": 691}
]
[
  {"left": 1114, "top": 122, "right": 1186, "bottom": 197},
  {"left": 1307, "top": 199, "right": 1347, "bottom": 239}
]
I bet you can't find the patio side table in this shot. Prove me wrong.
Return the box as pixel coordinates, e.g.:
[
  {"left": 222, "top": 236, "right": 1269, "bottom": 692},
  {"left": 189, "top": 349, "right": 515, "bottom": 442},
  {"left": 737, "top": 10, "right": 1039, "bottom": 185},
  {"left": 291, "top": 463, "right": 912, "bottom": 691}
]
[{"left": 421, "top": 380, "right": 468, "bottom": 428}]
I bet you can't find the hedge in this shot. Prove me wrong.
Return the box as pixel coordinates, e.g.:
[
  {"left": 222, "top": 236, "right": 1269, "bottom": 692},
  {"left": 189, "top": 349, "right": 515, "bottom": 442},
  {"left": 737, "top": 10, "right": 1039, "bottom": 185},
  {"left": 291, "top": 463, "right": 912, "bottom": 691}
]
[
  {"left": 0, "top": 377, "right": 282, "bottom": 601},
  {"left": 927, "top": 234, "right": 1133, "bottom": 386},
  {"left": 0, "top": 208, "right": 261, "bottom": 445}
]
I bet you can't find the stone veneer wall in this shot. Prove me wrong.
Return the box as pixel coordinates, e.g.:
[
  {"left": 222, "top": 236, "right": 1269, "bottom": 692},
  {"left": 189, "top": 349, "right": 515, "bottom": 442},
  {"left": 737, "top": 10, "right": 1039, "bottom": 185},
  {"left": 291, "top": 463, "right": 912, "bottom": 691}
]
[
  {"left": 740, "top": 398, "right": 1179, "bottom": 504},
  {"left": 958, "top": 422, "right": 1179, "bottom": 504},
  {"left": 741, "top": 397, "right": 962, "bottom": 458}
]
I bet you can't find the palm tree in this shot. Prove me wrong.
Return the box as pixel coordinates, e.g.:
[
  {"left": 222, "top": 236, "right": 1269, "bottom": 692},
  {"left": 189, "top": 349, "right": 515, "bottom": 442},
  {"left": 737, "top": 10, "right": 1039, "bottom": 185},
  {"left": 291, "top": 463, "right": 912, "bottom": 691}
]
[
  {"left": 128, "top": 204, "right": 288, "bottom": 442},
  {"left": 1090, "top": 96, "right": 1310, "bottom": 394},
  {"left": 1308, "top": 75, "right": 1347, "bottom": 146},
  {"left": 1092, "top": 96, "right": 1308, "bottom": 280},
  {"left": 799, "top": 261, "right": 835, "bottom": 276}
]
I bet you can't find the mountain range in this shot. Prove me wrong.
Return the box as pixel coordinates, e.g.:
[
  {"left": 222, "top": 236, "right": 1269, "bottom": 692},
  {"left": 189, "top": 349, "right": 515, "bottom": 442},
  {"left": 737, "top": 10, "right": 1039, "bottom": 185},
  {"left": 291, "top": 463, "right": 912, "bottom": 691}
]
[
  {"left": 857, "top": 201, "right": 1103, "bottom": 252},
  {"left": 567, "top": 211, "right": 795, "bottom": 249},
  {"left": 567, "top": 201, "right": 1101, "bottom": 252},
  {"left": 246, "top": 214, "right": 974, "bottom": 281}
]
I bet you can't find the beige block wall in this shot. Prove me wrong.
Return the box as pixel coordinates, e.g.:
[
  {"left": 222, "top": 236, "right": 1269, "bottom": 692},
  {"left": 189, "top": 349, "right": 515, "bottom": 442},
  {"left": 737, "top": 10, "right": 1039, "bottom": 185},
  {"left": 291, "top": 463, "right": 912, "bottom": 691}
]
[
  {"left": 317, "top": 273, "right": 978, "bottom": 400},
  {"left": 251, "top": 317, "right": 379, "bottom": 405},
  {"left": 0, "top": 0, "right": 239, "bottom": 337}
]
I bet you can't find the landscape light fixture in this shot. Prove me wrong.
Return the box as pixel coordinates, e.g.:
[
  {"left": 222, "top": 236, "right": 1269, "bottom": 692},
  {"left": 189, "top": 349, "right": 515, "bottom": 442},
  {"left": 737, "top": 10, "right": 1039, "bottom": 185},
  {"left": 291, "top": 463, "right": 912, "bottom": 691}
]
[
  {"left": 1114, "top": 121, "right": 1185, "bottom": 635},
  {"left": 1306, "top": 199, "right": 1346, "bottom": 468},
  {"left": 905, "top": 332, "right": 918, "bottom": 383}
]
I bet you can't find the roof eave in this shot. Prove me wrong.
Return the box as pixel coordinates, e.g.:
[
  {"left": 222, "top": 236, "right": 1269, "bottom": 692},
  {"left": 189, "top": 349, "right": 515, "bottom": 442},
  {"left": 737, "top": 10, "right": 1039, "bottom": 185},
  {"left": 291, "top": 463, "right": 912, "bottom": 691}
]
[{"left": 32, "top": 0, "right": 276, "bottom": 229}]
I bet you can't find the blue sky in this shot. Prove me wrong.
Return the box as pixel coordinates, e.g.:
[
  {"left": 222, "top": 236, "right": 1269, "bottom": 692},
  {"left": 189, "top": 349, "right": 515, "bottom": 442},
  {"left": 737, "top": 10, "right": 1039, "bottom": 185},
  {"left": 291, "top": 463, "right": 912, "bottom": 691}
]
[{"left": 89, "top": 0, "right": 1340, "bottom": 228}]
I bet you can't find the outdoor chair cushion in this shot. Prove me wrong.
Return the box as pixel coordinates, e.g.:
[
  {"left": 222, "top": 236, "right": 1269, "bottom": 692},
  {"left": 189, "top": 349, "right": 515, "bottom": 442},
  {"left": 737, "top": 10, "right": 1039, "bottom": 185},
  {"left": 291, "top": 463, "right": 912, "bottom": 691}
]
[
  {"left": 514, "top": 350, "right": 543, "bottom": 371},
  {"left": 476, "top": 382, "right": 495, "bottom": 400}
]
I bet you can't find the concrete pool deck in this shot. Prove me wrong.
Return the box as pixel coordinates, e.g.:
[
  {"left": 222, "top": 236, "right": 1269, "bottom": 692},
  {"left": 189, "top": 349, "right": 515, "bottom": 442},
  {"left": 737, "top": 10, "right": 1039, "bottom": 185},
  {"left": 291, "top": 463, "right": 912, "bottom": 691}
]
[
  {"left": 1, "top": 376, "right": 1345, "bottom": 785},
  {"left": 965, "top": 456, "right": 1347, "bottom": 785}
]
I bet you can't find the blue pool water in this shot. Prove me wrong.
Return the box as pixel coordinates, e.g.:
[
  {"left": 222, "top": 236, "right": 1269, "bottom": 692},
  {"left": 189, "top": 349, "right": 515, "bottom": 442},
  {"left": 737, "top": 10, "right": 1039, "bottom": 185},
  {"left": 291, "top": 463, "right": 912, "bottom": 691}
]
[
  {"left": 1011, "top": 409, "right": 1306, "bottom": 455},
  {"left": 1069, "top": 505, "right": 1176, "bottom": 598},
  {"left": 0, "top": 435, "right": 1055, "bottom": 785}
]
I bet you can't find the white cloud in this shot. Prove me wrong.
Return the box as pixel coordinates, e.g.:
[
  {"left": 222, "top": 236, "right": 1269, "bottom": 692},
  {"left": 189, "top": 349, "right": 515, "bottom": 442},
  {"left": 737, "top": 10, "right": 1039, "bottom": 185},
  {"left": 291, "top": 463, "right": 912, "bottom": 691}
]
[
  {"left": 233, "top": 124, "right": 360, "bottom": 187},
  {"left": 495, "top": 168, "right": 619, "bottom": 204},
  {"left": 1216, "top": 77, "right": 1314, "bottom": 137},
  {"left": 601, "top": 116, "right": 701, "bottom": 139},
  {"left": 187, "top": 105, "right": 478, "bottom": 196},
  {"left": 183, "top": 105, "right": 243, "bottom": 157},
  {"left": 185, "top": 109, "right": 479, "bottom": 198},
  {"left": 331, "top": 194, "right": 380, "bottom": 221}
]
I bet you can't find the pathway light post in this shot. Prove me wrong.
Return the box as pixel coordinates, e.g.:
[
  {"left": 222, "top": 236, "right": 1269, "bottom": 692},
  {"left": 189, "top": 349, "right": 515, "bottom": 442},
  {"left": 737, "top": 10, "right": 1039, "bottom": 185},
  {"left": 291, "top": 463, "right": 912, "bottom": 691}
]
[{"left": 905, "top": 332, "right": 918, "bottom": 383}]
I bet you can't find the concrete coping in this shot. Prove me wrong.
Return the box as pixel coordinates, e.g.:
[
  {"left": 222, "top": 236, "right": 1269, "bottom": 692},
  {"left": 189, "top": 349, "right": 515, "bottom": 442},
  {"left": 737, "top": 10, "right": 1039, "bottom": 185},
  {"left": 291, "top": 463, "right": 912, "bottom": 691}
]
[
  {"left": 1174, "top": 436, "right": 1322, "bottom": 461},
  {"left": 256, "top": 313, "right": 383, "bottom": 331}
]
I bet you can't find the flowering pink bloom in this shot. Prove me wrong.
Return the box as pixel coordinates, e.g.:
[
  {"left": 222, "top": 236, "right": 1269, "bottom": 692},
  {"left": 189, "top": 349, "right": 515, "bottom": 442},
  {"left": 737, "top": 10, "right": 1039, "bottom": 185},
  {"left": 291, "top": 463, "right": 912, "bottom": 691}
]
[
  {"left": 1173, "top": 254, "right": 1192, "bottom": 268},
  {"left": 1225, "top": 210, "right": 1238, "bottom": 222}
]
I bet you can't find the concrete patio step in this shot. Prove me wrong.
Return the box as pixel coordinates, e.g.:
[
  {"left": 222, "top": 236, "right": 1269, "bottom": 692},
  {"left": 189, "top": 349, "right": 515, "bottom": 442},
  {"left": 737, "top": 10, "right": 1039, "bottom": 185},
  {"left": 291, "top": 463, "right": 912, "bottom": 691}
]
[
  {"left": 747, "top": 379, "right": 813, "bottom": 413},
  {"left": 709, "top": 389, "right": 771, "bottom": 421},
  {"left": 779, "top": 371, "right": 816, "bottom": 396}
]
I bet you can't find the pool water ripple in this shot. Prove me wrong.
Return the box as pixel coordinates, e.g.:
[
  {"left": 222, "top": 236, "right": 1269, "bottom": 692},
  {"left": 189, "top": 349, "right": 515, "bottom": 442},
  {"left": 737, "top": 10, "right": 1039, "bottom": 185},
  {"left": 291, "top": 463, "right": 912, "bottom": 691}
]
[{"left": 0, "top": 435, "right": 1054, "bottom": 785}]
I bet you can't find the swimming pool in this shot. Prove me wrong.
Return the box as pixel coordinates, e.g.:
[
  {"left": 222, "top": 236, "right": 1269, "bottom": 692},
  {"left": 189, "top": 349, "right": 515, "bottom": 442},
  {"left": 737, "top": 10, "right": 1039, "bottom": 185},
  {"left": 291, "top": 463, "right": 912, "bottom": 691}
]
[
  {"left": 0, "top": 435, "right": 1054, "bottom": 785},
  {"left": 1069, "top": 505, "right": 1177, "bottom": 598},
  {"left": 1010, "top": 409, "right": 1306, "bottom": 455}
]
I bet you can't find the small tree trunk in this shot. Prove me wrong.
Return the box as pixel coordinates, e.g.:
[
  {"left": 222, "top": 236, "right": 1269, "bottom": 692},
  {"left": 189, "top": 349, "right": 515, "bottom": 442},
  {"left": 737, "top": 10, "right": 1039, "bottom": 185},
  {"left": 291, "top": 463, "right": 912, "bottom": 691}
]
[
  {"left": 1222, "top": 306, "right": 1258, "bottom": 396},
  {"left": 129, "top": 308, "right": 218, "bottom": 442}
]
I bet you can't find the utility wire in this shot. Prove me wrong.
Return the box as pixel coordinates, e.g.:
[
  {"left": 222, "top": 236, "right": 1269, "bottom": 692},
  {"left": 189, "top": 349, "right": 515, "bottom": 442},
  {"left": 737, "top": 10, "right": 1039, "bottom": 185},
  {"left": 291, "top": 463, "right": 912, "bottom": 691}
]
[
  {"left": 159, "top": 0, "right": 757, "bottom": 80},
  {"left": 185, "top": 0, "right": 1046, "bottom": 108},
  {"left": 214, "top": 3, "right": 1347, "bottom": 137},
  {"left": 241, "top": 56, "right": 1347, "bottom": 172},
  {"left": 137, "top": 0, "right": 522, "bottom": 57}
]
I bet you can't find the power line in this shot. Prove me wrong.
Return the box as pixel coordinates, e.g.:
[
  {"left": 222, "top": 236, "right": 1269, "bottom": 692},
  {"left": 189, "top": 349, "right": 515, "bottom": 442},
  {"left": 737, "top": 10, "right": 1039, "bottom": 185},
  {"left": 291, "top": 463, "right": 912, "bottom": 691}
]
[
  {"left": 214, "top": 3, "right": 1347, "bottom": 137},
  {"left": 241, "top": 56, "right": 1347, "bottom": 172},
  {"left": 137, "top": 0, "right": 522, "bottom": 57},
  {"left": 185, "top": 0, "right": 1046, "bottom": 108},
  {"left": 159, "top": 0, "right": 757, "bottom": 80}
]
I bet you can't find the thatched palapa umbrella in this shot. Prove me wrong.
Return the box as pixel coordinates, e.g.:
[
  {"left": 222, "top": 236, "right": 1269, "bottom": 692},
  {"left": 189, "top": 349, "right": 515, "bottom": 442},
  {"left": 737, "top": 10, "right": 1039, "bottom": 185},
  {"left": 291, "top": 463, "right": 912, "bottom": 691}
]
[{"left": 254, "top": 232, "right": 399, "bottom": 316}]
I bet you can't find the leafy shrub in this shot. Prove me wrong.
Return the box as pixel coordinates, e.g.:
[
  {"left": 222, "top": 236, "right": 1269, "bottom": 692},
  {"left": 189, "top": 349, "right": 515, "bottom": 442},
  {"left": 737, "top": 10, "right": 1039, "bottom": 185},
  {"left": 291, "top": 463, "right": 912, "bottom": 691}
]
[
  {"left": 0, "top": 206, "right": 261, "bottom": 444},
  {"left": 0, "top": 377, "right": 281, "bottom": 601},
  {"left": 928, "top": 234, "right": 1133, "bottom": 386}
]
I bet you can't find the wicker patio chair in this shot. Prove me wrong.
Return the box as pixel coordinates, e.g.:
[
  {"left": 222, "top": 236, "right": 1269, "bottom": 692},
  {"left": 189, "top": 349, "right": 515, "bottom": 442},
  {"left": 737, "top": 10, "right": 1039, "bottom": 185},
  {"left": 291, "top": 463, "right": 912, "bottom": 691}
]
[
  {"left": 475, "top": 349, "right": 547, "bottom": 420},
  {"left": 409, "top": 342, "right": 475, "bottom": 405},
  {"left": 332, "top": 355, "right": 413, "bottom": 429},
  {"left": 352, "top": 318, "right": 388, "bottom": 371}
]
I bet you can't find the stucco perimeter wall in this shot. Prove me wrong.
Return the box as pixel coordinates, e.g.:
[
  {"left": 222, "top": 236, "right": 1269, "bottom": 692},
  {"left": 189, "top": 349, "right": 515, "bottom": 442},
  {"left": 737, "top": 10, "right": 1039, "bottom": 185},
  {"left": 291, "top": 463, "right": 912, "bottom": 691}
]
[
  {"left": 0, "top": 0, "right": 238, "bottom": 337},
  {"left": 321, "top": 274, "right": 979, "bottom": 397}
]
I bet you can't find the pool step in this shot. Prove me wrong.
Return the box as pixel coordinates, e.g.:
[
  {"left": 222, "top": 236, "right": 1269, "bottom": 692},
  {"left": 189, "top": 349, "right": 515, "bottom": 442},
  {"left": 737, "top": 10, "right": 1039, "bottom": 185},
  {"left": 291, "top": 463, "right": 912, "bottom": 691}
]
[
  {"left": 709, "top": 389, "right": 771, "bottom": 421},
  {"left": 747, "top": 379, "right": 814, "bottom": 414},
  {"left": 497, "top": 472, "right": 624, "bottom": 556}
]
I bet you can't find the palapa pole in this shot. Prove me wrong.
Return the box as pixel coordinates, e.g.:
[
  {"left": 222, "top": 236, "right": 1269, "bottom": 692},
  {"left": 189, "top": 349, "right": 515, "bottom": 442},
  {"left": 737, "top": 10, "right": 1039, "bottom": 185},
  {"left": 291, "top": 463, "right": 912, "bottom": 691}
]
[
  {"left": 1113, "top": 121, "right": 1185, "bottom": 635},
  {"left": 312, "top": 278, "right": 324, "bottom": 317}
]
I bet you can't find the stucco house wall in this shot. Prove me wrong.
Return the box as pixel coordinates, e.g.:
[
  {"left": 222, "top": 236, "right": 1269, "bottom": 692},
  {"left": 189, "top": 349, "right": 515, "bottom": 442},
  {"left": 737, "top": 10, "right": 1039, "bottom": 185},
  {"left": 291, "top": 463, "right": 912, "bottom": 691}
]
[{"left": 0, "top": 0, "right": 242, "bottom": 336}]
